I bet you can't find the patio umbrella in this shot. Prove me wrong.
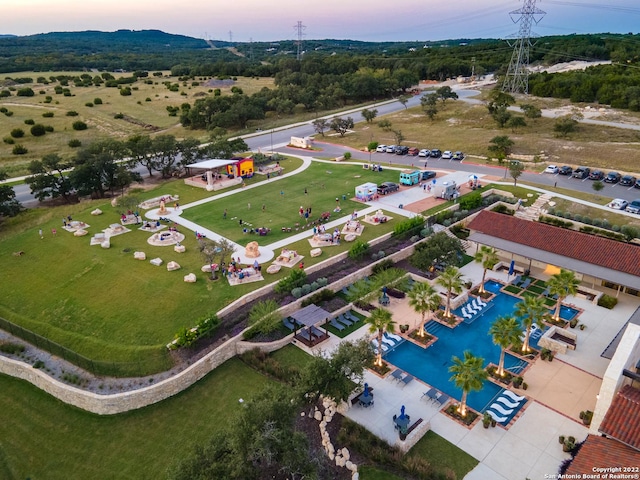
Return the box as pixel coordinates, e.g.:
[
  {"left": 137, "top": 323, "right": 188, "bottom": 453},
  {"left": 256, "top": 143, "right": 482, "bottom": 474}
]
[
  {"left": 400, "top": 405, "right": 406, "bottom": 419},
  {"left": 363, "top": 382, "right": 370, "bottom": 398},
  {"left": 508, "top": 260, "right": 515, "bottom": 276}
]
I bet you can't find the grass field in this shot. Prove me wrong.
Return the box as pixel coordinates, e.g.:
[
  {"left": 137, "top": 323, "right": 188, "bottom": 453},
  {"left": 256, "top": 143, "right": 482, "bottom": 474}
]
[
  {"left": 0, "top": 358, "right": 268, "bottom": 480},
  {"left": 0, "top": 158, "right": 399, "bottom": 373}
]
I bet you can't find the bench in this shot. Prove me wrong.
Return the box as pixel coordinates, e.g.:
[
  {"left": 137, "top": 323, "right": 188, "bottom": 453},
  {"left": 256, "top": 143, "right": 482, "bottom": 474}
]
[{"left": 406, "top": 418, "right": 423, "bottom": 436}]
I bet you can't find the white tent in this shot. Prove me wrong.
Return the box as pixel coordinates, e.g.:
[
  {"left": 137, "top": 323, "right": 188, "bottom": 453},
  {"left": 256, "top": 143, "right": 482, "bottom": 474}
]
[{"left": 355, "top": 182, "right": 377, "bottom": 201}]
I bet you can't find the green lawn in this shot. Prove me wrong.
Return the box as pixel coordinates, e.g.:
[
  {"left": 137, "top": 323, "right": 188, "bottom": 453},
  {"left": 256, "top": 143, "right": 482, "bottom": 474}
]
[
  {"left": 409, "top": 430, "right": 479, "bottom": 479},
  {"left": 183, "top": 161, "right": 399, "bottom": 243},
  {"left": 0, "top": 358, "right": 268, "bottom": 480}
]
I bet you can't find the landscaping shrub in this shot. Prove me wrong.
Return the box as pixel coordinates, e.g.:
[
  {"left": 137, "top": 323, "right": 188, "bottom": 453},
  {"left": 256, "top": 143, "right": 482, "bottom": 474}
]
[
  {"left": 16, "top": 87, "right": 35, "bottom": 96},
  {"left": 72, "top": 120, "right": 88, "bottom": 131},
  {"left": 301, "top": 288, "right": 334, "bottom": 307},
  {"left": 597, "top": 294, "right": 618, "bottom": 309},
  {"left": 94, "top": 97, "right": 103, "bottom": 104},
  {"left": 348, "top": 240, "right": 370, "bottom": 260},
  {"left": 3, "top": 110, "right": 13, "bottom": 116},
  {"left": 0, "top": 90, "right": 10, "bottom": 97},
  {"left": 459, "top": 191, "right": 482, "bottom": 210},
  {"left": 24, "top": 119, "right": 35, "bottom": 125},
  {"left": 10, "top": 128, "right": 24, "bottom": 138},
  {"left": 316, "top": 277, "right": 328, "bottom": 287},
  {"left": 0, "top": 342, "right": 26, "bottom": 354},
  {"left": 343, "top": 152, "right": 352, "bottom": 160},
  {"left": 85, "top": 102, "right": 94, "bottom": 107},
  {"left": 3, "top": 137, "right": 14, "bottom": 144},
  {"left": 30, "top": 124, "right": 46, "bottom": 136},
  {"left": 301, "top": 284, "right": 312, "bottom": 296},
  {"left": 42, "top": 111, "right": 54, "bottom": 118},
  {"left": 291, "top": 287, "right": 303, "bottom": 298},
  {"left": 68, "top": 139, "right": 82, "bottom": 148},
  {"left": 114, "top": 112, "right": 124, "bottom": 119},
  {"left": 65, "top": 111, "right": 78, "bottom": 117},
  {"left": 275, "top": 268, "right": 307, "bottom": 294},
  {"left": 372, "top": 259, "right": 394, "bottom": 275},
  {"left": 12, "top": 144, "right": 27, "bottom": 154},
  {"left": 393, "top": 215, "right": 424, "bottom": 236}
]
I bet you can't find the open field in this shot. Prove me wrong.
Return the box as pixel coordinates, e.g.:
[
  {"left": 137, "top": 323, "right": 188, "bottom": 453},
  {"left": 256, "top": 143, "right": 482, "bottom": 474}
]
[
  {"left": 0, "top": 72, "right": 275, "bottom": 175},
  {"left": 0, "top": 159, "right": 397, "bottom": 373}
]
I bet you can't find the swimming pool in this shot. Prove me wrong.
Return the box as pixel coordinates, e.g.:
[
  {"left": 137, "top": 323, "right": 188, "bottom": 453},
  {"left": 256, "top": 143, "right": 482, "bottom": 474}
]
[{"left": 385, "top": 285, "right": 535, "bottom": 414}]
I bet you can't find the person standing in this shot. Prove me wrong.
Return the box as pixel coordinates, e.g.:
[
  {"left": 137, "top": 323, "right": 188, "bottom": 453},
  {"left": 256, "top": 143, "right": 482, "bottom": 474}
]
[
  {"left": 39, "top": 228, "right": 43, "bottom": 239},
  {"left": 223, "top": 209, "right": 227, "bottom": 219}
]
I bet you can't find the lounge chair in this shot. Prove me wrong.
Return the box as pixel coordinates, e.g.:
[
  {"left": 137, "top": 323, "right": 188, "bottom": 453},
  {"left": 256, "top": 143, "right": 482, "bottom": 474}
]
[
  {"left": 385, "top": 332, "right": 402, "bottom": 342},
  {"left": 485, "top": 410, "right": 508, "bottom": 423},
  {"left": 488, "top": 403, "right": 514, "bottom": 416},
  {"left": 298, "top": 328, "right": 313, "bottom": 342},
  {"left": 330, "top": 318, "right": 345, "bottom": 331},
  {"left": 477, "top": 297, "right": 487, "bottom": 307},
  {"left": 380, "top": 335, "right": 395, "bottom": 347},
  {"left": 390, "top": 369, "right": 404, "bottom": 382},
  {"left": 401, "top": 374, "right": 414, "bottom": 387},
  {"left": 494, "top": 396, "right": 521, "bottom": 409},
  {"left": 345, "top": 311, "right": 360, "bottom": 323},
  {"left": 422, "top": 388, "right": 438, "bottom": 402},
  {"left": 310, "top": 326, "right": 325, "bottom": 338},
  {"left": 520, "top": 278, "right": 532, "bottom": 289},
  {"left": 282, "top": 318, "right": 296, "bottom": 331},
  {"left": 371, "top": 339, "right": 388, "bottom": 352},
  {"left": 461, "top": 306, "right": 472, "bottom": 319},
  {"left": 435, "top": 393, "right": 449, "bottom": 406},
  {"left": 337, "top": 314, "right": 353, "bottom": 327},
  {"left": 541, "top": 287, "right": 550, "bottom": 296},
  {"left": 511, "top": 275, "right": 522, "bottom": 286},
  {"left": 502, "top": 390, "right": 526, "bottom": 402}
]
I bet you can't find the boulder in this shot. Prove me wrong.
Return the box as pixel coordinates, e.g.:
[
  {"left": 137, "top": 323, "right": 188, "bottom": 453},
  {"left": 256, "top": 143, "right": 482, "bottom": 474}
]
[
  {"left": 150, "top": 258, "right": 163, "bottom": 266},
  {"left": 134, "top": 251, "right": 146, "bottom": 260},
  {"left": 174, "top": 244, "right": 186, "bottom": 253},
  {"left": 167, "top": 261, "right": 181, "bottom": 271},
  {"left": 91, "top": 208, "right": 103, "bottom": 216},
  {"left": 100, "top": 240, "right": 110, "bottom": 249},
  {"left": 336, "top": 456, "right": 346, "bottom": 467},
  {"left": 352, "top": 472, "right": 359, "bottom": 480},
  {"left": 314, "top": 410, "right": 322, "bottom": 421},
  {"left": 183, "top": 273, "right": 197, "bottom": 283},
  {"left": 74, "top": 229, "right": 88, "bottom": 237},
  {"left": 346, "top": 461, "right": 356, "bottom": 472},
  {"left": 341, "top": 448, "right": 350, "bottom": 461}
]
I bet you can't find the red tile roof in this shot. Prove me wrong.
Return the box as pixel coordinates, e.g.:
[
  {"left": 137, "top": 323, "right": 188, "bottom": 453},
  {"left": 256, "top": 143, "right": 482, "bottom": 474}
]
[
  {"left": 599, "top": 384, "right": 640, "bottom": 450},
  {"left": 466, "top": 210, "right": 640, "bottom": 277},
  {"left": 565, "top": 435, "right": 640, "bottom": 476}
]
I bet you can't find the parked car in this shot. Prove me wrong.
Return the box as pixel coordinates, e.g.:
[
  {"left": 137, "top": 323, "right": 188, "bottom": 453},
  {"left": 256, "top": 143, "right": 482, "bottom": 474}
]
[
  {"left": 430, "top": 149, "right": 442, "bottom": 158},
  {"left": 620, "top": 175, "right": 636, "bottom": 186},
  {"left": 604, "top": 171, "right": 621, "bottom": 183},
  {"left": 376, "top": 144, "right": 387, "bottom": 153},
  {"left": 588, "top": 170, "right": 604, "bottom": 180},
  {"left": 442, "top": 150, "right": 453, "bottom": 159},
  {"left": 559, "top": 166, "right": 573, "bottom": 175},
  {"left": 544, "top": 165, "right": 559, "bottom": 174},
  {"left": 627, "top": 199, "right": 640, "bottom": 213},
  {"left": 395, "top": 146, "right": 409, "bottom": 155},
  {"left": 572, "top": 167, "right": 590, "bottom": 179},
  {"left": 377, "top": 182, "right": 399, "bottom": 195},
  {"left": 418, "top": 149, "right": 430, "bottom": 157},
  {"left": 408, "top": 147, "right": 420, "bottom": 156},
  {"left": 607, "top": 198, "right": 629, "bottom": 210},
  {"left": 421, "top": 170, "right": 437, "bottom": 180},
  {"left": 385, "top": 145, "right": 397, "bottom": 154},
  {"left": 452, "top": 151, "right": 465, "bottom": 160},
  {"left": 626, "top": 199, "right": 640, "bottom": 214},
  {"left": 635, "top": 178, "right": 640, "bottom": 189}
]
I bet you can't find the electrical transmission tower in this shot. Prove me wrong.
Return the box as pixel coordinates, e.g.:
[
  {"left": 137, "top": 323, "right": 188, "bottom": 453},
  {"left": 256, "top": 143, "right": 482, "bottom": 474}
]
[
  {"left": 294, "top": 21, "right": 306, "bottom": 61},
  {"left": 502, "top": 0, "right": 545, "bottom": 94}
]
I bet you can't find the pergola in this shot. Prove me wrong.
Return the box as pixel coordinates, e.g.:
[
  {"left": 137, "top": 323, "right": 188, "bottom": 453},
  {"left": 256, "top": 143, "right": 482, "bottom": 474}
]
[{"left": 186, "top": 159, "right": 237, "bottom": 190}]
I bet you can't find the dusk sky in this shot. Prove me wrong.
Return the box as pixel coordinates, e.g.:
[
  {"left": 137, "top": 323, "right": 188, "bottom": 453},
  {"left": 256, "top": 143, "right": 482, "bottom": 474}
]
[{"left": 5, "top": 0, "right": 640, "bottom": 42}]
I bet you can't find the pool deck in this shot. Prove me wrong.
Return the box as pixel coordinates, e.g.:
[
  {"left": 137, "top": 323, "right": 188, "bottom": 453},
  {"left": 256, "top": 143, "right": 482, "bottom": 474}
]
[{"left": 295, "top": 260, "right": 640, "bottom": 480}]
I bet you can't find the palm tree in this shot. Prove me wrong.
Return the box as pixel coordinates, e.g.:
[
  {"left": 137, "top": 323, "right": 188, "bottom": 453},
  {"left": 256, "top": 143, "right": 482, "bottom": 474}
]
[
  {"left": 474, "top": 246, "right": 499, "bottom": 293},
  {"left": 407, "top": 281, "right": 441, "bottom": 337},
  {"left": 436, "top": 266, "right": 464, "bottom": 318},
  {"left": 449, "top": 351, "right": 488, "bottom": 417},
  {"left": 367, "top": 307, "right": 395, "bottom": 367},
  {"left": 547, "top": 269, "right": 580, "bottom": 321},
  {"left": 515, "top": 296, "right": 547, "bottom": 353},
  {"left": 488, "top": 316, "right": 522, "bottom": 377}
]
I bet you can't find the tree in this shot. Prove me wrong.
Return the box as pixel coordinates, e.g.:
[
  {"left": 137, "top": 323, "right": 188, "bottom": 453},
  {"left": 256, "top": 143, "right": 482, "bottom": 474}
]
[
  {"left": 150, "top": 134, "right": 178, "bottom": 178},
  {"left": 554, "top": 116, "right": 578, "bottom": 137},
  {"left": 436, "top": 266, "right": 464, "bottom": 318},
  {"left": 487, "top": 135, "right": 514, "bottom": 161},
  {"left": 488, "top": 316, "right": 521, "bottom": 377},
  {"left": 367, "top": 307, "right": 395, "bottom": 366},
  {"left": 474, "top": 246, "right": 499, "bottom": 293},
  {"left": 177, "top": 137, "right": 203, "bottom": 171},
  {"left": 126, "top": 134, "right": 154, "bottom": 175},
  {"left": 449, "top": 351, "right": 487, "bottom": 417},
  {"left": 70, "top": 139, "right": 127, "bottom": 198},
  {"left": 25, "top": 154, "right": 75, "bottom": 203},
  {"left": 407, "top": 281, "right": 441, "bottom": 337},
  {"left": 298, "top": 339, "right": 373, "bottom": 402},
  {"left": 420, "top": 93, "right": 439, "bottom": 120},
  {"left": 487, "top": 89, "right": 515, "bottom": 128},
  {"left": 436, "top": 85, "right": 458, "bottom": 103},
  {"left": 329, "top": 116, "right": 354, "bottom": 137},
  {"left": 198, "top": 237, "right": 235, "bottom": 280},
  {"left": 548, "top": 269, "right": 579, "bottom": 321},
  {"left": 398, "top": 94, "right": 411, "bottom": 109},
  {"left": 410, "top": 231, "right": 464, "bottom": 273},
  {"left": 509, "top": 161, "right": 525, "bottom": 186},
  {"left": 0, "top": 170, "right": 21, "bottom": 217},
  {"left": 377, "top": 119, "right": 392, "bottom": 131},
  {"left": 507, "top": 116, "right": 527, "bottom": 132},
  {"left": 520, "top": 103, "right": 541, "bottom": 119},
  {"left": 393, "top": 129, "right": 404, "bottom": 145},
  {"left": 312, "top": 118, "right": 328, "bottom": 136},
  {"left": 30, "top": 124, "right": 46, "bottom": 137},
  {"left": 205, "top": 136, "right": 248, "bottom": 160},
  {"left": 361, "top": 108, "right": 378, "bottom": 123},
  {"left": 515, "top": 296, "right": 547, "bottom": 354}
]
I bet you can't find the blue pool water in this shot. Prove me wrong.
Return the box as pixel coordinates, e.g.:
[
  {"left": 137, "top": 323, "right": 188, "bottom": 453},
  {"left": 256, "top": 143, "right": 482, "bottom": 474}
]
[
  {"left": 558, "top": 305, "right": 579, "bottom": 321},
  {"left": 385, "top": 282, "right": 547, "bottom": 414}
]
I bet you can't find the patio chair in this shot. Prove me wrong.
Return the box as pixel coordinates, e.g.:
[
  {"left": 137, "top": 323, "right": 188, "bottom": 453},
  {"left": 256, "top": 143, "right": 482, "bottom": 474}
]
[
  {"left": 282, "top": 318, "right": 296, "bottom": 331},
  {"left": 401, "top": 374, "right": 414, "bottom": 387},
  {"left": 330, "top": 318, "right": 345, "bottom": 331},
  {"left": 485, "top": 410, "right": 508, "bottom": 423},
  {"left": 310, "top": 326, "right": 325, "bottom": 338},
  {"left": 511, "top": 275, "right": 522, "bottom": 286},
  {"left": 371, "top": 339, "right": 388, "bottom": 352},
  {"left": 385, "top": 331, "right": 402, "bottom": 343},
  {"left": 380, "top": 335, "right": 395, "bottom": 347},
  {"left": 422, "top": 388, "right": 438, "bottom": 402},
  {"left": 345, "top": 311, "right": 360, "bottom": 323},
  {"left": 390, "top": 369, "right": 404, "bottom": 382},
  {"left": 435, "top": 393, "right": 449, "bottom": 407},
  {"left": 520, "top": 278, "right": 532, "bottom": 289},
  {"left": 298, "top": 328, "right": 313, "bottom": 342},
  {"left": 337, "top": 314, "right": 353, "bottom": 327}
]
